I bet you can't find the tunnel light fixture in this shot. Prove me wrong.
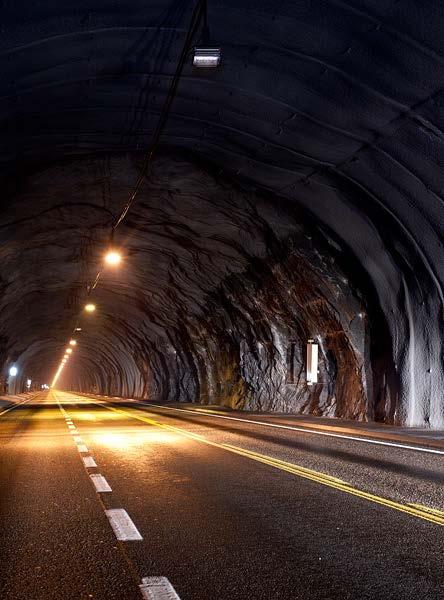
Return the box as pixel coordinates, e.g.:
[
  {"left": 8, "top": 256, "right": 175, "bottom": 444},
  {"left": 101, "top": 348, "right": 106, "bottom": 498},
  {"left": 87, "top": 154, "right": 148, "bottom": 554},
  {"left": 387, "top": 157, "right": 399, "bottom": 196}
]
[
  {"left": 69, "top": 339, "right": 77, "bottom": 346},
  {"left": 84, "top": 303, "right": 96, "bottom": 313},
  {"left": 75, "top": 327, "right": 82, "bottom": 332},
  {"left": 66, "top": 348, "right": 73, "bottom": 355},
  {"left": 26, "top": 379, "right": 32, "bottom": 388},
  {"left": 193, "top": 47, "right": 221, "bottom": 68},
  {"left": 9, "top": 366, "right": 18, "bottom": 377},
  {"left": 104, "top": 249, "right": 122, "bottom": 267}
]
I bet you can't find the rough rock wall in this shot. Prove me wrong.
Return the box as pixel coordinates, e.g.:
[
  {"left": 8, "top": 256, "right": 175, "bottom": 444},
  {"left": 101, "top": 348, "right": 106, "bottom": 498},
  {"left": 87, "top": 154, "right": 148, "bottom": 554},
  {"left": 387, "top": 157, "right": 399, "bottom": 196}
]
[{"left": 1, "top": 153, "right": 389, "bottom": 422}]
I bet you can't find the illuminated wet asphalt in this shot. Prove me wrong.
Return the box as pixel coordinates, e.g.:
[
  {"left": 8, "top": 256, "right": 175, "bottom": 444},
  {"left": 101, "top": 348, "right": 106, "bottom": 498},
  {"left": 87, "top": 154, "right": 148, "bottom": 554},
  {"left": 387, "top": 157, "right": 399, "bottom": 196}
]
[{"left": 0, "top": 391, "right": 442, "bottom": 600}]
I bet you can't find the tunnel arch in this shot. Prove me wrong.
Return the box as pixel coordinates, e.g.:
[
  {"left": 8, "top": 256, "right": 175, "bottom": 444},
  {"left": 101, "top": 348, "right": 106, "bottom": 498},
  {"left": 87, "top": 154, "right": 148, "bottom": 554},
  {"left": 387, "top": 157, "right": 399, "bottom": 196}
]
[{"left": 0, "top": 2, "right": 443, "bottom": 427}]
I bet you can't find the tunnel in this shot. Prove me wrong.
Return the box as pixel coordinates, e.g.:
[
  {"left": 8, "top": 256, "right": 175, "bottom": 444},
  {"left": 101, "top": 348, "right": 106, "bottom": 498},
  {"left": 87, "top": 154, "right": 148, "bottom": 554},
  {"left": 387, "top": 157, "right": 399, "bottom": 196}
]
[
  {"left": 1, "top": 3, "right": 444, "bottom": 600},
  {"left": 1, "top": 0, "right": 444, "bottom": 430}
]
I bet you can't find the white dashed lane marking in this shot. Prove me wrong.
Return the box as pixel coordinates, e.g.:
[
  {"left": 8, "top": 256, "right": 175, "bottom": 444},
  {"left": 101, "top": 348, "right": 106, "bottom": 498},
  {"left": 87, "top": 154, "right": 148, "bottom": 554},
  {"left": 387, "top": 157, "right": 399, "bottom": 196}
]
[
  {"left": 56, "top": 393, "right": 176, "bottom": 598},
  {"left": 105, "top": 509, "right": 143, "bottom": 541},
  {"left": 140, "top": 577, "right": 181, "bottom": 599},
  {"left": 82, "top": 456, "right": 97, "bottom": 468},
  {"left": 90, "top": 474, "right": 112, "bottom": 493}
]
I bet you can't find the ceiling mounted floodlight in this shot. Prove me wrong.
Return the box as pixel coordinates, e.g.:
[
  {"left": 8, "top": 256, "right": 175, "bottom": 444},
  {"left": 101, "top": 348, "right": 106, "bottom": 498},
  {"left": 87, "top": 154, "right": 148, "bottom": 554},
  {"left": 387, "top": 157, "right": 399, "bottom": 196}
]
[
  {"left": 9, "top": 366, "right": 18, "bottom": 377},
  {"left": 69, "top": 339, "right": 77, "bottom": 346},
  {"left": 193, "top": 47, "right": 221, "bottom": 67},
  {"left": 104, "top": 249, "right": 122, "bottom": 266},
  {"left": 84, "top": 303, "right": 96, "bottom": 313}
]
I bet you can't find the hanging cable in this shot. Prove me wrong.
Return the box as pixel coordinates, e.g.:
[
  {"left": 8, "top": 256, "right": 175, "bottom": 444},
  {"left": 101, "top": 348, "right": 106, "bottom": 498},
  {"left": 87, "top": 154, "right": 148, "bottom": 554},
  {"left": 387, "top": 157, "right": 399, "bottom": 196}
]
[
  {"left": 64, "top": 0, "right": 208, "bottom": 348},
  {"left": 81, "top": 0, "right": 207, "bottom": 301}
]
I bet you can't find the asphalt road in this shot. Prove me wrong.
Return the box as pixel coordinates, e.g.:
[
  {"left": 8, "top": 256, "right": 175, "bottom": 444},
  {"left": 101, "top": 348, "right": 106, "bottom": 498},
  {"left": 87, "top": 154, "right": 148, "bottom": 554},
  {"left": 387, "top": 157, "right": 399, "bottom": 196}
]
[{"left": 0, "top": 390, "right": 442, "bottom": 600}]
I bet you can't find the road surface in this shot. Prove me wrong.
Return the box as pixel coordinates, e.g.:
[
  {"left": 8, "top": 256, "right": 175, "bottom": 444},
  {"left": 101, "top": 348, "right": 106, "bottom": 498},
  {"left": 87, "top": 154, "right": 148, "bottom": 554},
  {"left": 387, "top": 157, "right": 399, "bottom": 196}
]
[{"left": 0, "top": 390, "right": 442, "bottom": 599}]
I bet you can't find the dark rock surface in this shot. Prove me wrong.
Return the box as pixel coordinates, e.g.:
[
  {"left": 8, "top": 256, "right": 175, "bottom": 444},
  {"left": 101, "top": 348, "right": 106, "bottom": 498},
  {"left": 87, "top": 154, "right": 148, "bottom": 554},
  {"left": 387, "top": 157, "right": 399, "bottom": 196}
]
[{"left": 1, "top": 1, "right": 444, "bottom": 427}]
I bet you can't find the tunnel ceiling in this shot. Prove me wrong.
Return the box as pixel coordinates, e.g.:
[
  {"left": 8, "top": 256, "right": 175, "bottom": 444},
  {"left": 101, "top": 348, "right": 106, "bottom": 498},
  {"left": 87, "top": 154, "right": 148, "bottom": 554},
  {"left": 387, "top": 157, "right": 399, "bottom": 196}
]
[{"left": 1, "top": 1, "right": 444, "bottom": 428}]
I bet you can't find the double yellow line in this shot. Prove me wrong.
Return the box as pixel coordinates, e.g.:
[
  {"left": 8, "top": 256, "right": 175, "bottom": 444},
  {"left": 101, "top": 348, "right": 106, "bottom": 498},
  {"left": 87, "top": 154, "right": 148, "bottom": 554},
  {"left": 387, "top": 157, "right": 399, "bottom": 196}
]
[{"left": 97, "top": 402, "right": 444, "bottom": 527}]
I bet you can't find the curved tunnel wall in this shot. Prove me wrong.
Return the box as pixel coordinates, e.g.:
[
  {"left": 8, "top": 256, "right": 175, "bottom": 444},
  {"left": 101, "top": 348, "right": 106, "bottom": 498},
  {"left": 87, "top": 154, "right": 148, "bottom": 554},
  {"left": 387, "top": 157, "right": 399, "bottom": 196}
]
[
  {"left": 0, "top": 2, "right": 443, "bottom": 427},
  {"left": 0, "top": 153, "right": 420, "bottom": 424}
]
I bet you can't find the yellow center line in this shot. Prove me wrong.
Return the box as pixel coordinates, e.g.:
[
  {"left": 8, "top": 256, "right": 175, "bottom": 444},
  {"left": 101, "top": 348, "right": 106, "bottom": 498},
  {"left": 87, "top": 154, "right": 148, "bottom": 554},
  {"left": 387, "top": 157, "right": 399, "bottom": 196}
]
[
  {"left": 94, "top": 401, "right": 444, "bottom": 527},
  {"left": 408, "top": 504, "right": 444, "bottom": 518}
]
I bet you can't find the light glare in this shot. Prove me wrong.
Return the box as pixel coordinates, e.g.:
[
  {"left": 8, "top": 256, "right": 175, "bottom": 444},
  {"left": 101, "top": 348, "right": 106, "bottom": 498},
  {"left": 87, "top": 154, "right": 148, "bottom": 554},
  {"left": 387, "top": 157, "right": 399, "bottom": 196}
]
[
  {"left": 104, "top": 250, "right": 122, "bottom": 266},
  {"left": 9, "top": 366, "right": 18, "bottom": 377},
  {"left": 84, "top": 303, "right": 96, "bottom": 313}
]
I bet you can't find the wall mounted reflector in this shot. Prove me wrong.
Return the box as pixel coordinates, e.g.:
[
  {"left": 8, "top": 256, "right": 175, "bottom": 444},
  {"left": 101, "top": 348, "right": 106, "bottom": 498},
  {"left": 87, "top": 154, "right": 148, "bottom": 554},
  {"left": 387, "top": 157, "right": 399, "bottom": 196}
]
[
  {"left": 306, "top": 340, "right": 318, "bottom": 385},
  {"left": 193, "top": 47, "right": 221, "bottom": 67}
]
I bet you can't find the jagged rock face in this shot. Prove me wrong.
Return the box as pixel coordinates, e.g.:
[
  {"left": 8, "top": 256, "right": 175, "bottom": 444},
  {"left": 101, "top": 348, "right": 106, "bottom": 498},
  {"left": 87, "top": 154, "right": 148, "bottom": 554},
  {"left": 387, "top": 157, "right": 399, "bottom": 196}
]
[
  {"left": 1, "top": 2, "right": 444, "bottom": 427},
  {"left": 0, "top": 154, "right": 388, "bottom": 422}
]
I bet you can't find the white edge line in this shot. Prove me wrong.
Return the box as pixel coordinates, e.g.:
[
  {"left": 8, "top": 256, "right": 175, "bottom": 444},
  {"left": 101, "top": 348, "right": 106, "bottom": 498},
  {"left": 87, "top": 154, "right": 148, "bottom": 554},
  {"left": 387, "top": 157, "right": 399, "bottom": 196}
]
[
  {"left": 77, "top": 444, "right": 89, "bottom": 453},
  {"left": 144, "top": 403, "right": 444, "bottom": 456},
  {"left": 0, "top": 395, "right": 37, "bottom": 416},
  {"left": 82, "top": 456, "right": 97, "bottom": 468}
]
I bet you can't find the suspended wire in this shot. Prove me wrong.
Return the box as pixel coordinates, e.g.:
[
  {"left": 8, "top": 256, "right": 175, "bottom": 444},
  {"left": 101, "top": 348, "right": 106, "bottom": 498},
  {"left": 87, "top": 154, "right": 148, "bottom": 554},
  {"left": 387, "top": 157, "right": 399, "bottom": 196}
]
[
  {"left": 70, "top": 0, "right": 207, "bottom": 335},
  {"left": 113, "top": 0, "right": 206, "bottom": 230}
]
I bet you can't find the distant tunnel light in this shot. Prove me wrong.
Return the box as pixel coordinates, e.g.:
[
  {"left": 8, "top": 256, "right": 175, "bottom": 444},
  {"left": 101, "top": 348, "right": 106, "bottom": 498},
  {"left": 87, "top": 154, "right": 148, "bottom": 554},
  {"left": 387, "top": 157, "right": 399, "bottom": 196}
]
[
  {"left": 193, "top": 47, "right": 221, "bottom": 67},
  {"left": 84, "top": 303, "right": 96, "bottom": 313},
  {"left": 9, "top": 366, "right": 18, "bottom": 377},
  {"left": 75, "top": 327, "right": 82, "bottom": 332},
  {"left": 306, "top": 340, "right": 318, "bottom": 386},
  {"left": 26, "top": 379, "right": 32, "bottom": 388},
  {"left": 66, "top": 348, "right": 73, "bottom": 355},
  {"left": 69, "top": 339, "right": 77, "bottom": 346},
  {"left": 104, "top": 249, "right": 122, "bottom": 266}
]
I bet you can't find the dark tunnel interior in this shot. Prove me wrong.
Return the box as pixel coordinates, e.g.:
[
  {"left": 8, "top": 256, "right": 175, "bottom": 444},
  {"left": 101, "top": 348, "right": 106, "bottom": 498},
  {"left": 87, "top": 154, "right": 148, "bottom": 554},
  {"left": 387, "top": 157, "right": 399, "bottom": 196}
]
[{"left": 1, "top": 0, "right": 444, "bottom": 428}]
